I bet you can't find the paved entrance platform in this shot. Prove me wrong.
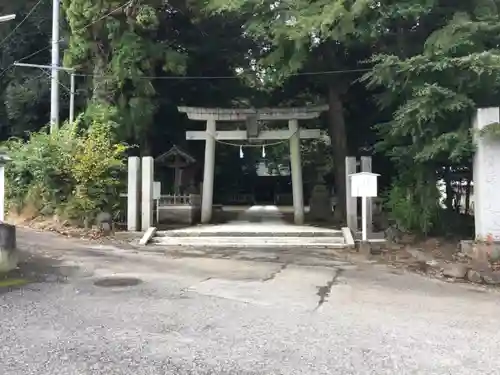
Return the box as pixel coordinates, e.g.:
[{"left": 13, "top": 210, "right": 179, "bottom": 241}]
[
  {"left": 151, "top": 205, "right": 349, "bottom": 249},
  {"left": 158, "top": 222, "right": 343, "bottom": 237}
]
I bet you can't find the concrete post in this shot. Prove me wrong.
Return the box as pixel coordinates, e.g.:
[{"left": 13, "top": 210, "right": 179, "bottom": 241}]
[
  {"left": 0, "top": 223, "right": 17, "bottom": 272},
  {"left": 473, "top": 107, "right": 500, "bottom": 240},
  {"left": 127, "top": 157, "right": 140, "bottom": 231},
  {"left": 289, "top": 119, "right": 305, "bottom": 225},
  {"left": 141, "top": 156, "right": 154, "bottom": 231},
  {"left": 201, "top": 119, "right": 216, "bottom": 223},
  {"left": 345, "top": 156, "right": 358, "bottom": 232},
  {"left": 361, "top": 156, "right": 373, "bottom": 236}
]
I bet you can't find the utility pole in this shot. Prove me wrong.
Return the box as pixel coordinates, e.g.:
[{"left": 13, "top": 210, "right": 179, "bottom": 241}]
[
  {"left": 50, "top": 0, "right": 60, "bottom": 132},
  {"left": 14, "top": 62, "right": 75, "bottom": 123},
  {"left": 0, "top": 14, "right": 14, "bottom": 224}
]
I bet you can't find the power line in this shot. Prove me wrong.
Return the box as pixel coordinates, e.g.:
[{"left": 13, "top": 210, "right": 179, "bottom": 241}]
[
  {"left": 1, "top": 0, "right": 371, "bottom": 82},
  {"left": 0, "top": 0, "right": 46, "bottom": 49},
  {"left": 0, "top": 0, "right": 131, "bottom": 81},
  {"left": 15, "top": 0, "right": 132, "bottom": 64},
  {"left": 0, "top": 65, "right": 11, "bottom": 79},
  {"left": 74, "top": 67, "right": 371, "bottom": 81},
  {"left": 22, "top": 71, "right": 47, "bottom": 85},
  {"left": 0, "top": 71, "right": 47, "bottom": 89},
  {"left": 38, "top": 67, "right": 71, "bottom": 93},
  {"left": 2, "top": 0, "right": 371, "bottom": 82}
]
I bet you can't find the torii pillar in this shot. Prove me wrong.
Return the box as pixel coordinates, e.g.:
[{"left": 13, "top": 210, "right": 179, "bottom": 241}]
[
  {"left": 202, "top": 119, "right": 216, "bottom": 223},
  {"left": 289, "top": 119, "right": 304, "bottom": 224},
  {"left": 178, "top": 106, "right": 329, "bottom": 224}
]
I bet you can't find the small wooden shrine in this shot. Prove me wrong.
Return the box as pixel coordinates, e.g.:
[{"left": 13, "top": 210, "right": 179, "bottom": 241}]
[{"left": 155, "top": 145, "right": 196, "bottom": 194}]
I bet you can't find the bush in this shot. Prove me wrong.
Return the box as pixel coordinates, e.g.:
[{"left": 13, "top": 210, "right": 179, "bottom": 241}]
[
  {"left": 384, "top": 169, "right": 441, "bottom": 235},
  {"left": 4, "top": 117, "right": 128, "bottom": 226}
]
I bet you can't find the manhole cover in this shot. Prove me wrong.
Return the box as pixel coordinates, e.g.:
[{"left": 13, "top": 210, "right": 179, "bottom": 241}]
[{"left": 94, "top": 277, "right": 142, "bottom": 287}]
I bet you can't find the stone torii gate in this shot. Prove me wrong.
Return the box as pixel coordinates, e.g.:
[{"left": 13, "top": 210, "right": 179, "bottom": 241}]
[{"left": 178, "top": 106, "right": 329, "bottom": 225}]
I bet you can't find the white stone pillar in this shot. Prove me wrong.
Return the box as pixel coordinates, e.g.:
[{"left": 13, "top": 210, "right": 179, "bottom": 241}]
[
  {"left": 289, "top": 119, "right": 305, "bottom": 225},
  {"left": 345, "top": 156, "right": 358, "bottom": 232},
  {"left": 0, "top": 164, "right": 5, "bottom": 222},
  {"left": 473, "top": 107, "right": 500, "bottom": 240},
  {"left": 141, "top": 156, "right": 154, "bottom": 231},
  {"left": 201, "top": 119, "right": 216, "bottom": 223},
  {"left": 361, "top": 156, "right": 373, "bottom": 235},
  {"left": 127, "top": 156, "right": 141, "bottom": 231}
]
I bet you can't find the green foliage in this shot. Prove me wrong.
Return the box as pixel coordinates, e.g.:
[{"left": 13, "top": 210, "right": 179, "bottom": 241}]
[
  {"left": 363, "top": 2, "right": 500, "bottom": 165},
  {"left": 65, "top": 119, "right": 128, "bottom": 223},
  {"left": 0, "top": 0, "right": 52, "bottom": 137},
  {"left": 4, "top": 74, "right": 51, "bottom": 136},
  {"left": 62, "top": 0, "right": 188, "bottom": 147},
  {"left": 359, "top": 1, "right": 500, "bottom": 233},
  {"left": 384, "top": 170, "right": 441, "bottom": 235},
  {"left": 4, "top": 119, "right": 128, "bottom": 226}
]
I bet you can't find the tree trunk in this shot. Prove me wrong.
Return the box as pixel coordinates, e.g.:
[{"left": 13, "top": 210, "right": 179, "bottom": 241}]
[
  {"left": 91, "top": 53, "right": 111, "bottom": 104},
  {"left": 444, "top": 167, "right": 453, "bottom": 210},
  {"left": 328, "top": 85, "right": 348, "bottom": 223},
  {"left": 141, "top": 134, "right": 151, "bottom": 157}
]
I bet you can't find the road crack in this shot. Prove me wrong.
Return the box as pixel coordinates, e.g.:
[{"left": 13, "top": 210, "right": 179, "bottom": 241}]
[
  {"left": 263, "top": 263, "right": 288, "bottom": 281},
  {"left": 315, "top": 269, "right": 342, "bottom": 310}
]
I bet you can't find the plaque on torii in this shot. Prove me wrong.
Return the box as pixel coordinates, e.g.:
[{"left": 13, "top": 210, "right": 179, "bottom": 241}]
[{"left": 246, "top": 113, "right": 260, "bottom": 140}]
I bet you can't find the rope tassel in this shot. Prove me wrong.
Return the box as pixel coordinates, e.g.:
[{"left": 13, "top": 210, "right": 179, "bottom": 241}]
[
  {"left": 239, "top": 145, "right": 244, "bottom": 159},
  {"left": 261, "top": 145, "right": 266, "bottom": 158}
]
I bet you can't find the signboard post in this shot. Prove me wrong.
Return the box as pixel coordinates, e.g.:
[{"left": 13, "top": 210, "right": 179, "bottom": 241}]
[
  {"left": 350, "top": 172, "right": 380, "bottom": 241},
  {"left": 153, "top": 181, "right": 161, "bottom": 200},
  {"left": 153, "top": 181, "right": 161, "bottom": 224}
]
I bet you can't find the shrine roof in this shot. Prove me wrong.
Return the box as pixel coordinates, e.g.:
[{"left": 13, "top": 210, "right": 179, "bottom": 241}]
[
  {"left": 155, "top": 145, "right": 196, "bottom": 165},
  {"left": 178, "top": 105, "right": 328, "bottom": 121}
]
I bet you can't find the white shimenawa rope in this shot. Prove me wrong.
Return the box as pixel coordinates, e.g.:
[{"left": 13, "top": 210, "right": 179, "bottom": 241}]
[
  {"left": 206, "top": 130, "right": 298, "bottom": 147},
  {"left": 206, "top": 130, "right": 299, "bottom": 158}
]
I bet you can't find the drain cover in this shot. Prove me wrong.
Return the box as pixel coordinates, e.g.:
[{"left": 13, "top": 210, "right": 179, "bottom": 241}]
[{"left": 94, "top": 277, "right": 142, "bottom": 287}]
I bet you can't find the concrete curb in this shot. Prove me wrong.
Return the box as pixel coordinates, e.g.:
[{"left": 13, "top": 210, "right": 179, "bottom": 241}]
[
  {"left": 158, "top": 231, "right": 344, "bottom": 238},
  {"left": 341, "top": 227, "right": 355, "bottom": 248},
  {"left": 139, "top": 227, "right": 157, "bottom": 245}
]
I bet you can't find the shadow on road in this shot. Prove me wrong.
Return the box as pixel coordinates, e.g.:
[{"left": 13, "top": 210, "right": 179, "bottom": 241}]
[{"left": 0, "top": 250, "right": 78, "bottom": 293}]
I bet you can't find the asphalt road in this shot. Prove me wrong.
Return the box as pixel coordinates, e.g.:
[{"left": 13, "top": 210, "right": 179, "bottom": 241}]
[{"left": 1, "top": 229, "right": 499, "bottom": 374}]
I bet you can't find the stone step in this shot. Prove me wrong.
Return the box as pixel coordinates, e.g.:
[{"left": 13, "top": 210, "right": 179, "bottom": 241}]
[
  {"left": 151, "top": 236, "right": 346, "bottom": 248},
  {"left": 156, "top": 229, "right": 344, "bottom": 238}
]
